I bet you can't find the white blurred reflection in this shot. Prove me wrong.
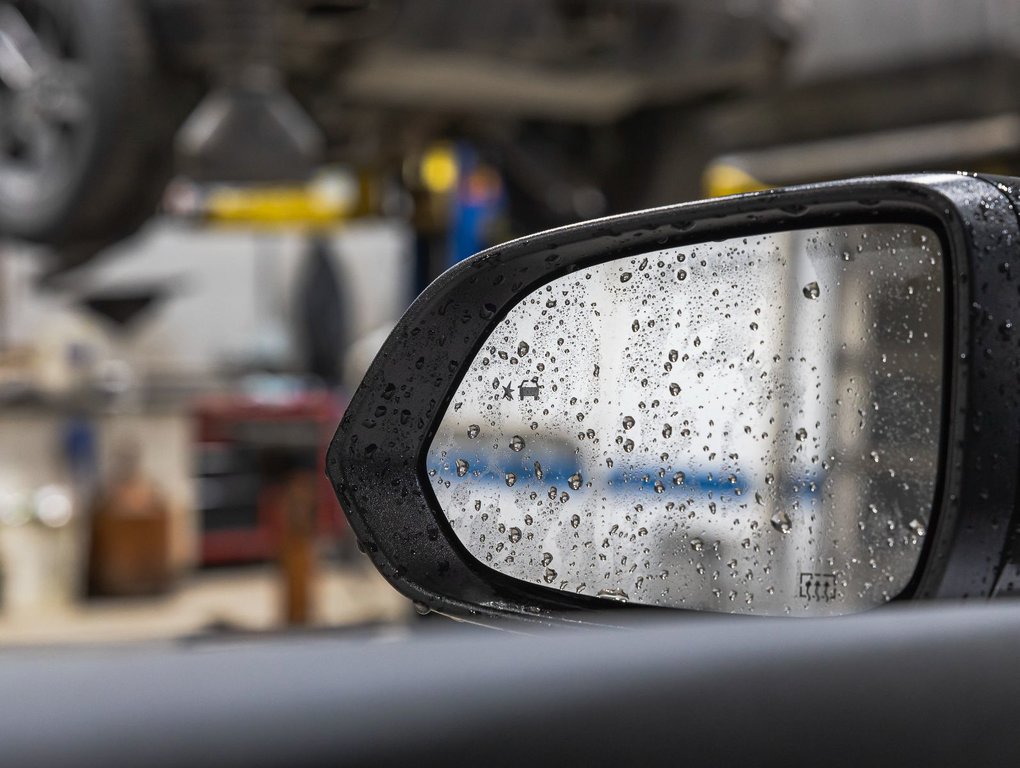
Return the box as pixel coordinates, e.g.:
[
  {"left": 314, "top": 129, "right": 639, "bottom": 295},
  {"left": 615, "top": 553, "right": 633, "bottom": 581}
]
[{"left": 429, "top": 223, "right": 944, "bottom": 616}]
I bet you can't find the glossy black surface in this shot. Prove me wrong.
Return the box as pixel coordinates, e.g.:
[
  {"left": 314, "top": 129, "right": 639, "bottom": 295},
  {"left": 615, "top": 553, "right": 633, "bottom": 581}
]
[{"left": 328, "top": 174, "right": 1020, "bottom": 622}]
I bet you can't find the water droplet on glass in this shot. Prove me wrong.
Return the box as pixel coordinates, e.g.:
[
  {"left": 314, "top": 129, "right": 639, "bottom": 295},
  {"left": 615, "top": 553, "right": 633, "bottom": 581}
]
[
  {"left": 668, "top": 349, "right": 678, "bottom": 363},
  {"left": 690, "top": 538, "right": 704, "bottom": 552},
  {"left": 673, "top": 471, "right": 685, "bottom": 485},
  {"left": 677, "top": 269, "right": 687, "bottom": 281},
  {"left": 570, "top": 514, "right": 581, "bottom": 529},
  {"left": 632, "top": 319, "right": 640, "bottom": 332},
  {"left": 541, "top": 552, "right": 554, "bottom": 566},
  {"left": 653, "top": 480, "right": 665, "bottom": 493},
  {"left": 662, "top": 424, "right": 672, "bottom": 439},
  {"left": 467, "top": 424, "right": 480, "bottom": 439},
  {"left": 623, "top": 439, "right": 635, "bottom": 453},
  {"left": 543, "top": 568, "right": 558, "bottom": 584},
  {"left": 908, "top": 518, "right": 926, "bottom": 537},
  {"left": 620, "top": 272, "right": 633, "bottom": 283},
  {"left": 568, "top": 472, "right": 583, "bottom": 491},
  {"left": 795, "top": 427, "right": 807, "bottom": 442},
  {"left": 803, "top": 281, "right": 820, "bottom": 300},
  {"left": 534, "top": 461, "right": 544, "bottom": 480},
  {"left": 505, "top": 472, "right": 517, "bottom": 487},
  {"left": 517, "top": 341, "right": 530, "bottom": 357},
  {"left": 770, "top": 510, "right": 793, "bottom": 534},
  {"left": 693, "top": 336, "right": 701, "bottom": 347},
  {"left": 510, "top": 435, "right": 526, "bottom": 452},
  {"left": 669, "top": 383, "right": 681, "bottom": 396},
  {"left": 623, "top": 415, "right": 635, "bottom": 430},
  {"left": 596, "top": 588, "right": 630, "bottom": 602},
  {"left": 509, "top": 527, "right": 522, "bottom": 543},
  {"left": 455, "top": 459, "right": 469, "bottom": 477}
]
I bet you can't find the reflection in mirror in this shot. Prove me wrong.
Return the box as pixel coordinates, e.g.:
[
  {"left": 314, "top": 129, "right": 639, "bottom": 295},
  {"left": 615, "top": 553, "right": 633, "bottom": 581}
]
[{"left": 427, "top": 223, "right": 944, "bottom": 616}]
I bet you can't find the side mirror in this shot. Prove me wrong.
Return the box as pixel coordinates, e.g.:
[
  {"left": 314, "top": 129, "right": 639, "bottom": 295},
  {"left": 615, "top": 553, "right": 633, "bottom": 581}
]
[{"left": 328, "top": 174, "right": 1020, "bottom": 623}]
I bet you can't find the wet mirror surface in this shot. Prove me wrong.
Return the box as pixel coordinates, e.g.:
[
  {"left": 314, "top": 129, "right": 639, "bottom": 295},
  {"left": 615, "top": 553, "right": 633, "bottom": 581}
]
[{"left": 427, "top": 223, "right": 944, "bottom": 616}]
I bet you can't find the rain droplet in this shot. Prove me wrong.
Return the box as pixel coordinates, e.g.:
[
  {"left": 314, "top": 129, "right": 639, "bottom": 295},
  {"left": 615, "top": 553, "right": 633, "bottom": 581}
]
[
  {"left": 505, "top": 472, "right": 517, "bottom": 487},
  {"left": 677, "top": 269, "right": 687, "bottom": 281},
  {"left": 673, "top": 471, "right": 685, "bottom": 485},
  {"left": 509, "top": 527, "right": 522, "bottom": 543},
  {"left": 653, "top": 480, "right": 665, "bottom": 493},
  {"left": 690, "top": 538, "right": 704, "bottom": 552},
  {"left": 543, "top": 568, "right": 558, "bottom": 584},
  {"left": 455, "top": 459, "right": 469, "bottom": 477},
  {"left": 541, "top": 552, "right": 554, "bottom": 566},
  {"left": 620, "top": 272, "right": 633, "bottom": 283},
  {"left": 517, "top": 341, "right": 530, "bottom": 357},
  {"left": 693, "top": 336, "right": 701, "bottom": 347},
  {"left": 596, "top": 588, "right": 630, "bottom": 602},
  {"left": 567, "top": 472, "right": 583, "bottom": 491},
  {"left": 570, "top": 514, "right": 581, "bottom": 528},
  {"left": 669, "top": 383, "right": 681, "bottom": 396},
  {"left": 510, "top": 435, "right": 526, "bottom": 452},
  {"left": 770, "top": 510, "right": 793, "bottom": 534},
  {"left": 668, "top": 349, "right": 678, "bottom": 363},
  {"left": 623, "top": 415, "right": 636, "bottom": 430},
  {"left": 803, "top": 281, "right": 820, "bottom": 300},
  {"left": 534, "top": 461, "right": 544, "bottom": 480},
  {"left": 795, "top": 427, "right": 808, "bottom": 442},
  {"left": 908, "top": 518, "right": 926, "bottom": 537},
  {"left": 623, "top": 439, "right": 635, "bottom": 453},
  {"left": 467, "top": 424, "right": 480, "bottom": 439},
  {"left": 662, "top": 424, "right": 672, "bottom": 439},
  {"left": 632, "top": 319, "right": 640, "bottom": 332}
]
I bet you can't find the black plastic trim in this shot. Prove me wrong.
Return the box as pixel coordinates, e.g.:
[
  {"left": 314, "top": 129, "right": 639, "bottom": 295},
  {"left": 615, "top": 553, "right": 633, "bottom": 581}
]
[{"left": 328, "top": 173, "right": 1020, "bottom": 623}]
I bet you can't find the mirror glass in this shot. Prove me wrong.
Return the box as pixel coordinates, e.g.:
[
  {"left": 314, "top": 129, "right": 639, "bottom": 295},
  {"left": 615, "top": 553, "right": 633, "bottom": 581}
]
[{"left": 427, "top": 223, "right": 944, "bottom": 616}]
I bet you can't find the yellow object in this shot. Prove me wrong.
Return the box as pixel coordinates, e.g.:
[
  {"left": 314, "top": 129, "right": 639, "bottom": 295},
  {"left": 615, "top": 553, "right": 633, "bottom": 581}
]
[
  {"left": 420, "top": 144, "right": 458, "bottom": 194},
  {"left": 703, "top": 163, "right": 772, "bottom": 198},
  {"left": 206, "top": 186, "right": 353, "bottom": 228}
]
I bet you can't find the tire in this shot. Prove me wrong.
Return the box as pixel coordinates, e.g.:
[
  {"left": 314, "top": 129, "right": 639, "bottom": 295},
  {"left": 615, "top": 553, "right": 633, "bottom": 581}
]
[{"left": 0, "top": 0, "right": 190, "bottom": 247}]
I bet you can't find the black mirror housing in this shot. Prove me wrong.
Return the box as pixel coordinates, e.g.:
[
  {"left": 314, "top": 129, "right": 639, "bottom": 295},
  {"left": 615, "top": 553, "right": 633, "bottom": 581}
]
[{"left": 327, "top": 173, "right": 1020, "bottom": 624}]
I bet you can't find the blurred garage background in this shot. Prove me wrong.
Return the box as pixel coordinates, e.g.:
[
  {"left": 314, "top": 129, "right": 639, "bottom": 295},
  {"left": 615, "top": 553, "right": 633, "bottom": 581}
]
[{"left": 1, "top": 0, "right": 1019, "bottom": 644}]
